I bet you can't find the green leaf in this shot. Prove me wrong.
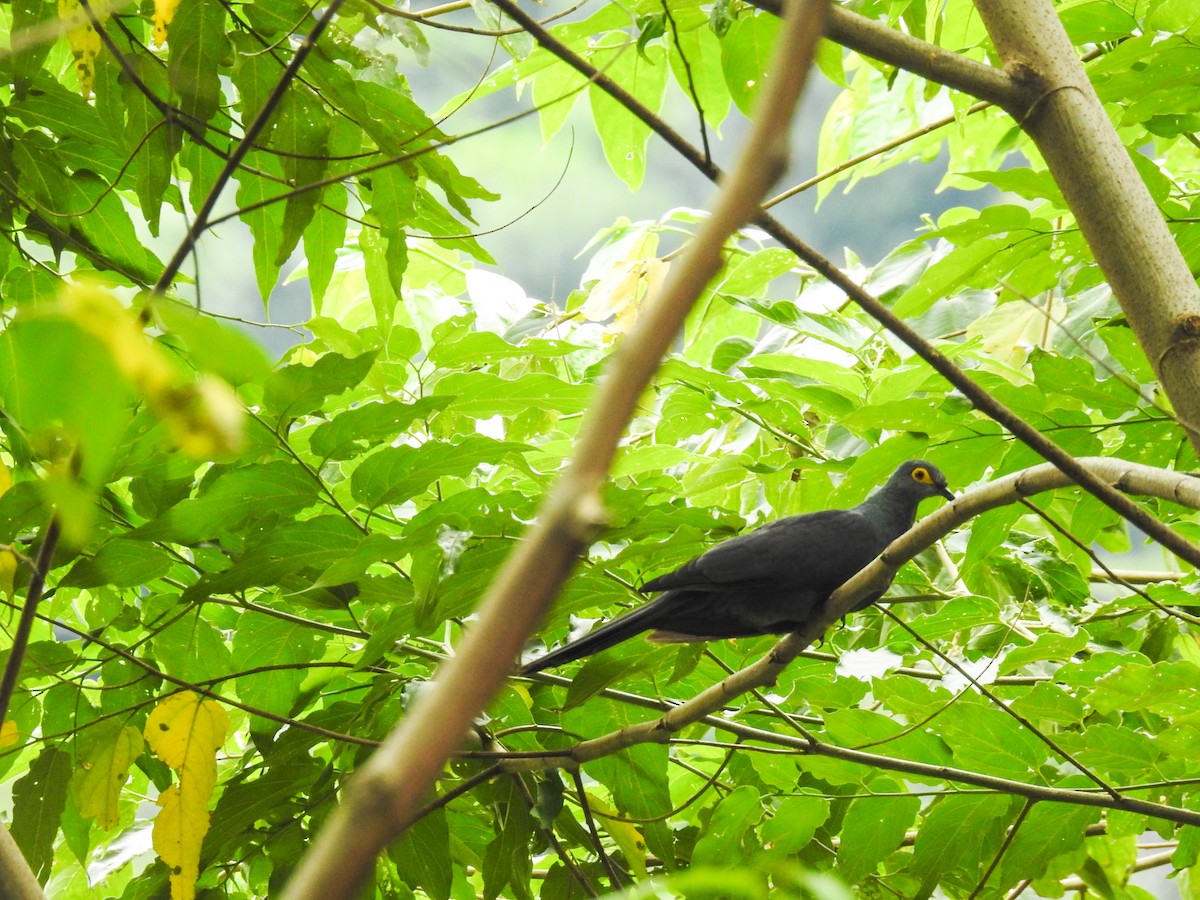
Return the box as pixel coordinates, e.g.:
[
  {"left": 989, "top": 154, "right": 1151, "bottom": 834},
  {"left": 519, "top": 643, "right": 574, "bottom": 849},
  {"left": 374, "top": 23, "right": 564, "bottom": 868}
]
[
  {"left": 121, "top": 57, "right": 181, "bottom": 235},
  {"left": 233, "top": 615, "right": 326, "bottom": 723},
  {"left": 151, "top": 611, "right": 234, "bottom": 683},
  {"left": 693, "top": 785, "right": 762, "bottom": 867},
  {"left": 910, "top": 794, "right": 1014, "bottom": 899},
  {"left": 273, "top": 91, "right": 332, "bottom": 267},
  {"left": 759, "top": 795, "right": 830, "bottom": 855},
  {"left": 720, "top": 11, "right": 780, "bottom": 116},
  {"left": 668, "top": 22, "right": 731, "bottom": 128},
  {"left": 264, "top": 350, "right": 379, "bottom": 418},
  {"left": 369, "top": 165, "right": 415, "bottom": 305},
  {"left": 350, "top": 436, "right": 531, "bottom": 509},
  {"left": 435, "top": 372, "right": 593, "bottom": 417},
  {"left": 309, "top": 396, "right": 453, "bottom": 460},
  {"left": 390, "top": 807, "right": 453, "bottom": 900},
  {"left": 130, "top": 461, "right": 320, "bottom": 542},
  {"left": 589, "top": 39, "right": 668, "bottom": 189},
  {"left": 11, "top": 747, "right": 71, "bottom": 884},
  {"left": 996, "top": 802, "right": 1099, "bottom": 889},
  {"left": 893, "top": 237, "right": 1012, "bottom": 317},
  {"left": 935, "top": 702, "right": 1048, "bottom": 779},
  {"left": 154, "top": 301, "right": 273, "bottom": 386},
  {"left": 303, "top": 186, "right": 350, "bottom": 312},
  {"left": 235, "top": 156, "right": 288, "bottom": 301},
  {"left": 0, "top": 316, "right": 133, "bottom": 487},
  {"left": 481, "top": 779, "right": 534, "bottom": 900},
  {"left": 168, "top": 0, "right": 230, "bottom": 125},
  {"left": 182, "top": 515, "right": 363, "bottom": 601},
  {"left": 360, "top": 215, "right": 402, "bottom": 333},
  {"left": 62, "top": 539, "right": 174, "bottom": 588},
  {"left": 837, "top": 787, "right": 920, "bottom": 882},
  {"left": 10, "top": 0, "right": 56, "bottom": 95}
]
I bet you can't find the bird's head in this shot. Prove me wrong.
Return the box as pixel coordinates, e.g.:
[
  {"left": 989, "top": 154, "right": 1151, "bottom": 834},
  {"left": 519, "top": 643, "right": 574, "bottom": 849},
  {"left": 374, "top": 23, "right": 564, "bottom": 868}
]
[{"left": 892, "top": 459, "right": 955, "bottom": 503}]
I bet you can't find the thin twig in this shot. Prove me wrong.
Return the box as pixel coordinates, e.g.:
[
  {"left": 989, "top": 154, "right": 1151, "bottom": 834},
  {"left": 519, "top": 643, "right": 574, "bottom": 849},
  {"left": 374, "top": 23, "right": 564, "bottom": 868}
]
[
  {"left": 0, "top": 516, "right": 61, "bottom": 724},
  {"left": 154, "top": 0, "right": 346, "bottom": 293}
]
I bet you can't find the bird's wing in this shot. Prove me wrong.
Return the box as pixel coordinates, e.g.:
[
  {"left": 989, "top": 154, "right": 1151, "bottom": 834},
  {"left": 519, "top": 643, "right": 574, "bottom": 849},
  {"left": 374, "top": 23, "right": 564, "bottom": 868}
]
[{"left": 640, "top": 509, "right": 881, "bottom": 594}]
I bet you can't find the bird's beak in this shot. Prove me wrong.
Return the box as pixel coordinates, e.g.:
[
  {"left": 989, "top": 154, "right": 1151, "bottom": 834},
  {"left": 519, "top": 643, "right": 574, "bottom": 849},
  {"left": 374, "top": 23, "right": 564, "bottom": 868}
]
[{"left": 938, "top": 486, "right": 955, "bottom": 501}]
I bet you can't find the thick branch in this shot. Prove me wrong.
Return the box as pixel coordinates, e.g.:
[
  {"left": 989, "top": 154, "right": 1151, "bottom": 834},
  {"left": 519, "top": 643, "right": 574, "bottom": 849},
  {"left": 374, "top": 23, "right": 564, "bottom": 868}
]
[
  {"left": 972, "top": 0, "right": 1200, "bottom": 453},
  {"left": 280, "top": 3, "right": 830, "bottom": 897},
  {"left": 751, "top": 0, "right": 1023, "bottom": 109},
  {"left": 0, "top": 825, "right": 44, "bottom": 900}
]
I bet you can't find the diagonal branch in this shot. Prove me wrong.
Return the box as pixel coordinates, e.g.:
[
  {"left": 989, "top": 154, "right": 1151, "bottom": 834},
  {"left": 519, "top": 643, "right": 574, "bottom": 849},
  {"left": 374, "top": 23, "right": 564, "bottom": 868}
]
[
  {"left": 752, "top": 0, "right": 1023, "bottom": 109},
  {"left": 279, "top": 2, "right": 831, "bottom": 897},
  {"left": 153, "top": 0, "right": 346, "bottom": 293},
  {"left": 0, "top": 517, "right": 61, "bottom": 725}
]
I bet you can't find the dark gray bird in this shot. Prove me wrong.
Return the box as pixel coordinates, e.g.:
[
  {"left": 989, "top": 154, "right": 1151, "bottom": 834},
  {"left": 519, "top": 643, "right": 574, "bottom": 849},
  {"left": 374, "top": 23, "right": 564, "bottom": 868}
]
[{"left": 521, "top": 460, "right": 953, "bottom": 674}]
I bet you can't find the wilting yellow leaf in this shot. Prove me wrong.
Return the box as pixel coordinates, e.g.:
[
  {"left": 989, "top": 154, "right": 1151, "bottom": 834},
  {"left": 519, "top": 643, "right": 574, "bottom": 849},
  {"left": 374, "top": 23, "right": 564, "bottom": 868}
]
[
  {"left": 145, "top": 692, "right": 228, "bottom": 900},
  {"left": 57, "top": 0, "right": 105, "bottom": 99},
  {"left": 580, "top": 257, "right": 668, "bottom": 338},
  {"left": 62, "top": 284, "right": 175, "bottom": 396},
  {"left": 145, "top": 691, "right": 227, "bottom": 780},
  {"left": 0, "top": 720, "right": 18, "bottom": 748},
  {"left": 71, "top": 724, "right": 143, "bottom": 829},
  {"left": 153, "top": 785, "right": 207, "bottom": 900},
  {"left": 59, "top": 283, "right": 245, "bottom": 459},
  {"left": 161, "top": 375, "right": 245, "bottom": 459},
  {"left": 152, "top": 0, "right": 181, "bottom": 46}
]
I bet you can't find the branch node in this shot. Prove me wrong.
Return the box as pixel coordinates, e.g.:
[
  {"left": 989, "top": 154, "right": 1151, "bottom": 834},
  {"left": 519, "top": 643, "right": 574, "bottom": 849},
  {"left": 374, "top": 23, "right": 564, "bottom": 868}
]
[{"left": 565, "top": 489, "right": 609, "bottom": 542}]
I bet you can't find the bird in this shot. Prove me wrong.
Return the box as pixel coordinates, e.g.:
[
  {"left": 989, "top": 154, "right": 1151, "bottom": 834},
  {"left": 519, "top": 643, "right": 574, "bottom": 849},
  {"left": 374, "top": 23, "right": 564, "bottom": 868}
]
[{"left": 520, "top": 460, "right": 953, "bottom": 674}]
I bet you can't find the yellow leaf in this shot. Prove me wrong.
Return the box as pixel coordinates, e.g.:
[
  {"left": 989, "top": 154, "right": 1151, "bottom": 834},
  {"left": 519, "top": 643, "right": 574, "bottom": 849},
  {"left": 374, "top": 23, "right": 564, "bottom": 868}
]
[
  {"left": 58, "top": 282, "right": 245, "bottom": 459},
  {"left": 0, "top": 720, "right": 18, "bottom": 749},
  {"left": 152, "top": 0, "right": 181, "bottom": 46},
  {"left": 153, "top": 785, "right": 207, "bottom": 900},
  {"left": 145, "top": 691, "right": 228, "bottom": 776},
  {"left": 585, "top": 793, "right": 649, "bottom": 879},
  {"left": 146, "top": 693, "right": 227, "bottom": 900},
  {"left": 62, "top": 283, "right": 175, "bottom": 396},
  {"left": 0, "top": 459, "right": 12, "bottom": 495},
  {"left": 0, "top": 550, "right": 17, "bottom": 599},
  {"left": 57, "top": 0, "right": 105, "bottom": 99},
  {"left": 160, "top": 375, "right": 245, "bottom": 459},
  {"left": 579, "top": 258, "right": 667, "bottom": 338},
  {"left": 71, "top": 724, "right": 143, "bottom": 829}
]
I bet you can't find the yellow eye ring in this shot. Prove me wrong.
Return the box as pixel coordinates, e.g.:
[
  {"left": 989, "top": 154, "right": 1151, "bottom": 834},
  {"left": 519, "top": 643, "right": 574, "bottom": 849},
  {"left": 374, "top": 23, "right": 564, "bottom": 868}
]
[{"left": 912, "top": 466, "right": 931, "bottom": 484}]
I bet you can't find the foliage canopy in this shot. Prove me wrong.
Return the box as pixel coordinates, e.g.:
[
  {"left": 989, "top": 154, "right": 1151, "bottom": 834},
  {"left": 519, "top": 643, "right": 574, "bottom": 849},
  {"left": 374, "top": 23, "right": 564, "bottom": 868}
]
[{"left": 1, "top": 0, "right": 1200, "bottom": 898}]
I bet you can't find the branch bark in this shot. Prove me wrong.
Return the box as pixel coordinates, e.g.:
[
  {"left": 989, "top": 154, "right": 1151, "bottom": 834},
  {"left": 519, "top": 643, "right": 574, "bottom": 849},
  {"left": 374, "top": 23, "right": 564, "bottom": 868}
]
[
  {"left": 0, "top": 824, "right": 45, "bottom": 900},
  {"left": 751, "top": 0, "right": 1023, "bottom": 109},
  {"left": 971, "top": 0, "right": 1200, "bottom": 454},
  {"left": 280, "top": 2, "right": 830, "bottom": 896}
]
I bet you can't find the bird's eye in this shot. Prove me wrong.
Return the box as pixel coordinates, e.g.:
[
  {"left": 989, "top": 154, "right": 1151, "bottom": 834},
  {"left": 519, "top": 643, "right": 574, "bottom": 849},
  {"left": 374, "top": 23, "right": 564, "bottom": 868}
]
[{"left": 912, "top": 467, "right": 931, "bottom": 484}]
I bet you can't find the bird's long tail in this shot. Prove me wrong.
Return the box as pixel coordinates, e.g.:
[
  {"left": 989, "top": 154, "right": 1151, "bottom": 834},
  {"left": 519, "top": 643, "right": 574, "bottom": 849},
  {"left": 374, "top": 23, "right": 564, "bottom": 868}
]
[{"left": 519, "top": 602, "right": 665, "bottom": 675}]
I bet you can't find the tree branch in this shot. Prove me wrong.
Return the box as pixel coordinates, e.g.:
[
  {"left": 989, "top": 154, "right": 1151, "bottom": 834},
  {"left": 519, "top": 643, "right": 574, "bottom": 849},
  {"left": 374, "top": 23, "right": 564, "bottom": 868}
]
[
  {"left": 0, "top": 824, "right": 44, "bottom": 900},
  {"left": 0, "top": 517, "right": 60, "bottom": 725},
  {"left": 751, "top": 0, "right": 1023, "bottom": 109},
  {"left": 280, "top": 3, "right": 831, "bottom": 897},
  {"left": 972, "top": 0, "right": 1200, "bottom": 454}
]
